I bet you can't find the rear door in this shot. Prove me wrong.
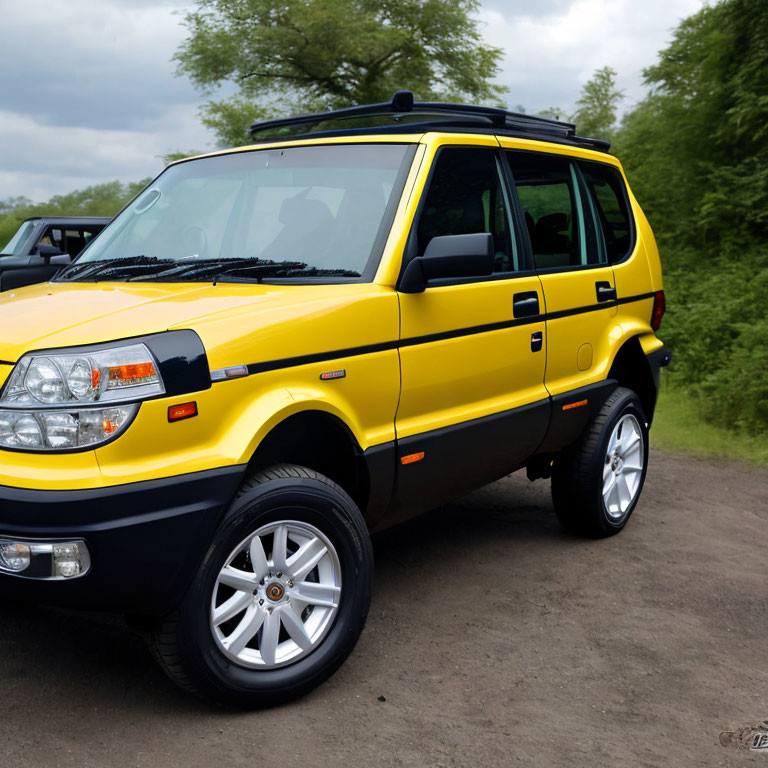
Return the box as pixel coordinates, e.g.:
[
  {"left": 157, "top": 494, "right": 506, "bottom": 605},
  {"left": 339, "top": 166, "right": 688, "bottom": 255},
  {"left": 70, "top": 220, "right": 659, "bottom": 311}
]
[
  {"left": 393, "top": 140, "right": 550, "bottom": 519},
  {"left": 502, "top": 147, "right": 618, "bottom": 398}
]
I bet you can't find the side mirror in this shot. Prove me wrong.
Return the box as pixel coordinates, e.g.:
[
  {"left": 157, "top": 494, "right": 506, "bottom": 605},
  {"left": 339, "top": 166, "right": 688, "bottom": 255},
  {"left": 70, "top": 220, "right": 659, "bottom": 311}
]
[
  {"left": 398, "top": 233, "right": 494, "bottom": 294},
  {"left": 36, "top": 244, "right": 65, "bottom": 263}
]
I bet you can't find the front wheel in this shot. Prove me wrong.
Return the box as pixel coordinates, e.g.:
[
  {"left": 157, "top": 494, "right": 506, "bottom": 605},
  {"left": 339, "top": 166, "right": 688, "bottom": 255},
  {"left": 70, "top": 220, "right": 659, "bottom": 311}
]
[
  {"left": 552, "top": 387, "right": 649, "bottom": 537},
  {"left": 149, "top": 464, "right": 373, "bottom": 707}
]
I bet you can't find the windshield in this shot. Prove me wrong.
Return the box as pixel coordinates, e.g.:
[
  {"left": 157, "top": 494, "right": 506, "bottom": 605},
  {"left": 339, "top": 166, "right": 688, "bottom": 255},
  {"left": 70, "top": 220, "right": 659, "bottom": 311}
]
[
  {"left": 1, "top": 221, "right": 35, "bottom": 256},
  {"left": 62, "top": 143, "right": 414, "bottom": 283}
]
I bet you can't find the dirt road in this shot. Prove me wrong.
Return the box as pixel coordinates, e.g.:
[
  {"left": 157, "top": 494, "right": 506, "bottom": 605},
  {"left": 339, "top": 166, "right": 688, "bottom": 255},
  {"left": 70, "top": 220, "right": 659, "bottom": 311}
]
[{"left": 1, "top": 450, "right": 766, "bottom": 767}]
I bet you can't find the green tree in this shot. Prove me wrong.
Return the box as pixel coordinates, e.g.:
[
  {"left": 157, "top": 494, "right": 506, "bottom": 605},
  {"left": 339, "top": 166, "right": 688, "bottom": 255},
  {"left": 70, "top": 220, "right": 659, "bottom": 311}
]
[
  {"left": 534, "top": 67, "right": 622, "bottom": 139},
  {"left": 0, "top": 180, "right": 150, "bottom": 249},
  {"left": 613, "top": 0, "right": 768, "bottom": 434},
  {"left": 175, "top": 0, "right": 506, "bottom": 146},
  {"left": 572, "top": 66, "right": 623, "bottom": 139}
]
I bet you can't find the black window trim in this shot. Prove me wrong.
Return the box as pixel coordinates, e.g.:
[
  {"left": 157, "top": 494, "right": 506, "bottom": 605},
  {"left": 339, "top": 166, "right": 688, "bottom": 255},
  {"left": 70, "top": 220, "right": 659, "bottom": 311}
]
[{"left": 396, "top": 144, "right": 537, "bottom": 292}]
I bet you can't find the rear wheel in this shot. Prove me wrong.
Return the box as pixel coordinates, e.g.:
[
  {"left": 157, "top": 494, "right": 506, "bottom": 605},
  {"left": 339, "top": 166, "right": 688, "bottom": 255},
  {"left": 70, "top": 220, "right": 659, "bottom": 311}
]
[
  {"left": 552, "top": 387, "right": 649, "bottom": 537},
  {"left": 149, "top": 464, "right": 373, "bottom": 707}
]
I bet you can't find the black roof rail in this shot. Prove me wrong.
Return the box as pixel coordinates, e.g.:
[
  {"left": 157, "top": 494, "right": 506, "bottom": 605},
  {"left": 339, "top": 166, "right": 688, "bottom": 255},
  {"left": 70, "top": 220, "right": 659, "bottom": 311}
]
[{"left": 248, "top": 90, "right": 610, "bottom": 152}]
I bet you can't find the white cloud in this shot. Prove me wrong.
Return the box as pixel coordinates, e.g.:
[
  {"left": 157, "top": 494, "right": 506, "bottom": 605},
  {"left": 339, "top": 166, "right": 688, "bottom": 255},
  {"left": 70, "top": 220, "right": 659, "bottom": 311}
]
[
  {"left": 478, "top": 0, "right": 705, "bottom": 116},
  {"left": 0, "top": 105, "right": 213, "bottom": 200},
  {"left": 1, "top": 0, "right": 707, "bottom": 202}
]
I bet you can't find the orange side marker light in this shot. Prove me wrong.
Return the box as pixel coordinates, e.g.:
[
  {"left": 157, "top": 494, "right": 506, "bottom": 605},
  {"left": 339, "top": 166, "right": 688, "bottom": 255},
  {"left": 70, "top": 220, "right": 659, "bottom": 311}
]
[
  {"left": 562, "top": 399, "right": 588, "bottom": 411},
  {"left": 168, "top": 402, "right": 198, "bottom": 422},
  {"left": 400, "top": 452, "right": 425, "bottom": 465}
]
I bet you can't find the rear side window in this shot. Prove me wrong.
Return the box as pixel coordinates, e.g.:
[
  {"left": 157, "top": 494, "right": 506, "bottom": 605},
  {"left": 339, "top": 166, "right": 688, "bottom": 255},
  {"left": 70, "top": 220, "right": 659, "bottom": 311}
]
[
  {"left": 508, "top": 151, "right": 586, "bottom": 270},
  {"left": 578, "top": 161, "right": 634, "bottom": 263},
  {"left": 417, "top": 147, "right": 520, "bottom": 273},
  {"left": 507, "top": 150, "right": 607, "bottom": 271}
]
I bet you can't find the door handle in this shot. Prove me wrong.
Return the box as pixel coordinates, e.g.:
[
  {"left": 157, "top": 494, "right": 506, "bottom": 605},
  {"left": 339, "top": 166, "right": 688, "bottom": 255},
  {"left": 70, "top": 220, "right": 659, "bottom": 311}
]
[
  {"left": 530, "top": 331, "right": 543, "bottom": 352},
  {"left": 513, "top": 291, "right": 540, "bottom": 318},
  {"left": 595, "top": 281, "right": 617, "bottom": 303}
]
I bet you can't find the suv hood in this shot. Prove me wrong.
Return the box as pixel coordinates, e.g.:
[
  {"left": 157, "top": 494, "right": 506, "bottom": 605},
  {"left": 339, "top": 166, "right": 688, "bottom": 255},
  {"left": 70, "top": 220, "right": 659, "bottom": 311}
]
[{"left": 0, "top": 281, "right": 283, "bottom": 362}]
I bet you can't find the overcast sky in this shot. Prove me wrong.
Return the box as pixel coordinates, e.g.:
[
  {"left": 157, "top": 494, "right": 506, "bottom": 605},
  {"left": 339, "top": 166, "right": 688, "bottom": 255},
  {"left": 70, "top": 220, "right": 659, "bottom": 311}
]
[{"left": 0, "top": 0, "right": 704, "bottom": 202}]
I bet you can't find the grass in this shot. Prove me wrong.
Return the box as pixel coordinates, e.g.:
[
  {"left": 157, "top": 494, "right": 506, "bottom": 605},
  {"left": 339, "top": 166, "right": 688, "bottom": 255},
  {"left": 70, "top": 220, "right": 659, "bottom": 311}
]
[{"left": 650, "top": 385, "right": 768, "bottom": 467}]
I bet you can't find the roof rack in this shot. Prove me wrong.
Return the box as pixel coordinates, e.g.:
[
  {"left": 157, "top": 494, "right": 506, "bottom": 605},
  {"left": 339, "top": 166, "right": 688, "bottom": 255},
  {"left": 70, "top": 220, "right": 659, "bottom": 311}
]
[{"left": 248, "top": 90, "right": 610, "bottom": 152}]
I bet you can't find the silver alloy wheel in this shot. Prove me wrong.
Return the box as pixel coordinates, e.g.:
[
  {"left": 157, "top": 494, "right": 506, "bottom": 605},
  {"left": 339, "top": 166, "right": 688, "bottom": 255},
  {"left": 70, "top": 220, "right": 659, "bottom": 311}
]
[
  {"left": 210, "top": 520, "right": 342, "bottom": 669},
  {"left": 602, "top": 413, "right": 644, "bottom": 521}
]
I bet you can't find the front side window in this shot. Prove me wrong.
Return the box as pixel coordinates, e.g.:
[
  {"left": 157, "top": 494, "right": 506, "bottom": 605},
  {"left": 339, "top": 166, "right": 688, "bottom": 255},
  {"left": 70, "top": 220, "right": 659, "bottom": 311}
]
[
  {"left": 62, "top": 144, "right": 414, "bottom": 283},
  {"left": 507, "top": 150, "right": 605, "bottom": 271},
  {"left": 416, "top": 147, "right": 519, "bottom": 273}
]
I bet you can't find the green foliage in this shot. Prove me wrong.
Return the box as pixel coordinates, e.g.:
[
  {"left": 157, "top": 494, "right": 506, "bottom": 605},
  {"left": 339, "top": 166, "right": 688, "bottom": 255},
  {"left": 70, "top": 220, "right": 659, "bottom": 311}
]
[
  {"left": 0, "top": 180, "right": 149, "bottom": 250},
  {"left": 175, "top": 0, "right": 506, "bottom": 146},
  {"left": 199, "top": 95, "right": 276, "bottom": 147},
  {"left": 615, "top": 0, "right": 768, "bottom": 435},
  {"left": 537, "top": 67, "right": 622, "bottom": 140},
  {"left": 161, "top": 150, "right": 204, "bottom": 166},
  {"left": 572, "top": 66, "right": 623, "bottom": 140},
  {"left": 651, "top": 385, "right": 768, "bottom": 466}
]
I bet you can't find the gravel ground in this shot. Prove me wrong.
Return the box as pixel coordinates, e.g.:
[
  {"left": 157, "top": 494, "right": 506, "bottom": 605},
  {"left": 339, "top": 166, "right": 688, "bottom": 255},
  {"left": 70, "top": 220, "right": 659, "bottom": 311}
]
[{"left": 1, "top": 450, "right": 766, "bottom": 767}]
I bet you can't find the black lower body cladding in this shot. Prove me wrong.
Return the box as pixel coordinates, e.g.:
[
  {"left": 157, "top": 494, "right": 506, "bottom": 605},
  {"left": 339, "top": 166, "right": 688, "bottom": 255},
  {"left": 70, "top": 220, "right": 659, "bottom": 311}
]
[{"left": 0, "top": 465, "right": 246, "bottom": 614}]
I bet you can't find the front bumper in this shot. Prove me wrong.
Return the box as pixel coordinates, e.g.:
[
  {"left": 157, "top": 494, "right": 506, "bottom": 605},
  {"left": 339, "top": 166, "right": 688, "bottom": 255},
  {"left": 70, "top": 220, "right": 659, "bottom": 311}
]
[{"left": 0, "top": 465, "right": 246, "bottom": 615}]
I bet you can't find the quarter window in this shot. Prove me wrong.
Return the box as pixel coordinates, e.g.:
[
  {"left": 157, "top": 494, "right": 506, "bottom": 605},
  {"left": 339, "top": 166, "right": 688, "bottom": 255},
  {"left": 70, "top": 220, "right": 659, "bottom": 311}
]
[
  {"left": 417, "top": 148, "right": 519, "bottom": 273},
  {"left": 578, "top": 161, "right": 634, "bottom": 263}
]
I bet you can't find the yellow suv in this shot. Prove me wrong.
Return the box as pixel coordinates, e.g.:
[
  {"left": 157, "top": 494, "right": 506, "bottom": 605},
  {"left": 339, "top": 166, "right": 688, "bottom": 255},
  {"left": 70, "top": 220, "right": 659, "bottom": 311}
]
[{"left": 0, "top": 91, "right": 668, "bottom": 706}]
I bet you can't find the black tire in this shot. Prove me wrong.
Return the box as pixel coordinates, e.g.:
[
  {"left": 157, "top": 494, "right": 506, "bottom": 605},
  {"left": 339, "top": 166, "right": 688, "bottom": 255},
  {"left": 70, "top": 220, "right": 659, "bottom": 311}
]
[
  {"left": 149, "top": 464, "right": 373, "bottom": 707},
  {"left": 551, "top": 387, "right": 649, "bottom": 538}
]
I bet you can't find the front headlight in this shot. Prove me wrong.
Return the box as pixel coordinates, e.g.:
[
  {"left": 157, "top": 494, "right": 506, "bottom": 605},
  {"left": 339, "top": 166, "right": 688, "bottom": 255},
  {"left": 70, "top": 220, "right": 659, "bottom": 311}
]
[
  {"left": 0, "top": 405, "right": 137, "bottom": 450},
  {"left": 0, "top": 342, "right": 163, "bottom": 451},
  {"left": 3, "top": 343, "right": 164, "bottom": 406}
]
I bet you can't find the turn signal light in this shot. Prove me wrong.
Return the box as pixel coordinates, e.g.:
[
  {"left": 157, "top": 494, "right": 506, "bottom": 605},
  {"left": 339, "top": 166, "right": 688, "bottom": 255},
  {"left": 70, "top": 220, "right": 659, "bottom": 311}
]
[
  {"left": 168, "top": 402, "right": 198, "bottom": 422},
  {"left": 651, "top": 290, "right": 665, "bottom": 331},
  {"left": 108, "top": 362, "right": 157, "bottom": 384},
  {"left": 400, "top": 452, "right": 424, "bottom": 465}
]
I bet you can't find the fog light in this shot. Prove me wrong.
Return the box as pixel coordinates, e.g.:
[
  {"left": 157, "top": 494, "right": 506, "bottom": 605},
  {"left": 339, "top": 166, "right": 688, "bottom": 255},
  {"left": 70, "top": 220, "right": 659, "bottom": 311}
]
[
  {"left": 0, "top": 541, "right": 31, "bottom": 572},
  {"left": 52, "top": 542, "right": 89, "bottom": 578},
  {"left": 0, "top": 538, "right": 90, "bottom": 579}
]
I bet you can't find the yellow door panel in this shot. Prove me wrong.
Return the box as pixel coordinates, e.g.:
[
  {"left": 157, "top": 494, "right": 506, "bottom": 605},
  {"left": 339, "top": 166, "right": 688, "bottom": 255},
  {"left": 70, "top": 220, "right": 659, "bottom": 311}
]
[
  {"left": 397, "top": 276, "right": 547, "bottom": 438},
  {"left": 538, "top": 267, "right": 618, "bottom": 394}
]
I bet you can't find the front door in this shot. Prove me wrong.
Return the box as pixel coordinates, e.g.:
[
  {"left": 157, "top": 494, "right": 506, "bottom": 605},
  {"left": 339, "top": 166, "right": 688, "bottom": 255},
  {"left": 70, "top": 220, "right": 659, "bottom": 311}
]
[{"left": 393, "top": 140, "right": 550, "bottom": 518}]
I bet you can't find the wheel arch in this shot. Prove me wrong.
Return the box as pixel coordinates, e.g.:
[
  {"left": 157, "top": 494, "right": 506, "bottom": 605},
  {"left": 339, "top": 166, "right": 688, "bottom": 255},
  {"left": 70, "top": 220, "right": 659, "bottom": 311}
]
[
  {"left": 607, "top": 335, "right": 658, "bottom": 421},
  {"left": 244, "top": 407, "right": 371, "bottom": 514}
]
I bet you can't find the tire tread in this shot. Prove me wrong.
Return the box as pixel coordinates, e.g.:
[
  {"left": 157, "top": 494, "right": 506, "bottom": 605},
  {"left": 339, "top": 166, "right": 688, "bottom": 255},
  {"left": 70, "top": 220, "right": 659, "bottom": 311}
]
[{"left": 552, "top": 387, "right": 647, "bottom": 538}]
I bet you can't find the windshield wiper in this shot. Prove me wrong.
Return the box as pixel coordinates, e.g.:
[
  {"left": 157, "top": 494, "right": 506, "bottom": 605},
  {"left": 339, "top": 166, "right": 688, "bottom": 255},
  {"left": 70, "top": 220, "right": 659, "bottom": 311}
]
[
  {"left": 58, "top": 256, "right": 177, "bottom": 282},
  {"left": 128, "top": 258, "right": 252, "bottom": 282},
  {"left": 130, "top": 258, "right": 361, "bottom": 283},
  {"left": 214, "top": 262, "right": 361, "bottom": 282}
]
